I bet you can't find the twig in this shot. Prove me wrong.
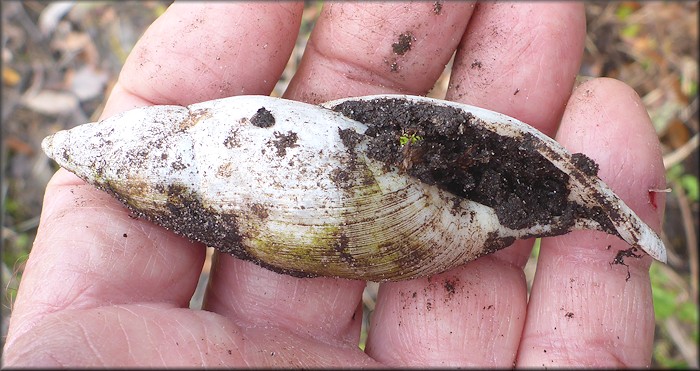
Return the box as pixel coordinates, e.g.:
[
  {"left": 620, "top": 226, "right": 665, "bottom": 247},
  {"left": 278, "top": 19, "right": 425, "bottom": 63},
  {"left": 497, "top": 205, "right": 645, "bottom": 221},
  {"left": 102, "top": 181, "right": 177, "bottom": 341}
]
[
  {"left": 664, "top": 317, "right": 699, "bottom": 368},
  {"left": 656, "top": 261, "right": 692, "bottom": 303},
  {"left": 13, "top": 2, "right": 45, "bottom": 43},
  {"left": 362, "top": 282, "right": 379, "bottom": 312},
  {"left": 664, "top": 134, "right": 699, "bottom": 170},
  {"left": 672, "top": 181, "right": 698, "bottom": 302},
  {"left": 15, "top": 216, "right": 40, "bottom": 233},
  {"left": 678, "top": 96, "right": 698, "bottom": 124}
]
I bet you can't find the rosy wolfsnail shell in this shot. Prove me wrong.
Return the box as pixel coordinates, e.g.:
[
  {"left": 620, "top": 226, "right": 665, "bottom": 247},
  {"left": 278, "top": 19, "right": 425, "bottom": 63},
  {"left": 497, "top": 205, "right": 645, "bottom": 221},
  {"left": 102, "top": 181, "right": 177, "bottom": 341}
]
[{"left": 41, "top": 95, "right": 666, "bottom": 281}]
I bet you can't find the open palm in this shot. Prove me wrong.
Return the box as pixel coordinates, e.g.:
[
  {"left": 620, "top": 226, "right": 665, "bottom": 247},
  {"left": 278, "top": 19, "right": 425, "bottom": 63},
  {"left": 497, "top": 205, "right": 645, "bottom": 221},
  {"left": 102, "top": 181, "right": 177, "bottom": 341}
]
[{"left": 3, "top": 2, "right": 665, "bottom": 367}]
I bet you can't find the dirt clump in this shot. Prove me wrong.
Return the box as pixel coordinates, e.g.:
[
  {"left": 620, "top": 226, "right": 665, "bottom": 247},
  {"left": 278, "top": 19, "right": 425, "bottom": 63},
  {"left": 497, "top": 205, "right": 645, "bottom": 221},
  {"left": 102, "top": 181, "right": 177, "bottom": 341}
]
[
  {"left": 331, "top": 97, "right": 592, "bottom": 232},
  {"left": 250, "top": 107, "right": 276, "bottom": 128},
  {"left": 392, "top": 32, "right": 414, "bottom": 55}
]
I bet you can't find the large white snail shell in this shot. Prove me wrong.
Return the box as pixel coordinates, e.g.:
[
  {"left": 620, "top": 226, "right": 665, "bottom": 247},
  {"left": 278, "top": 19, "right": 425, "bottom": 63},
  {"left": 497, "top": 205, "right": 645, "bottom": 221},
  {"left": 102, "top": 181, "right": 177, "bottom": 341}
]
[{"left": 41, "top": 95, "right": 666, "bottom": 281}]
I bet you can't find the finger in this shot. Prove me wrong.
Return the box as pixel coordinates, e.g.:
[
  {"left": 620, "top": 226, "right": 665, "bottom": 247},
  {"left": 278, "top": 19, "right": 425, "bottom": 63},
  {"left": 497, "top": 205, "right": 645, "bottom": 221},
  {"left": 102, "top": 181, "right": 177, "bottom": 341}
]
[
  {"left": 284, "top": 2, "right": 475, "bottom": 103},
  {"left": 7, "top": 169, "right": 206, "bottom": 340},
  {"left": 104, "top": 1, "right": 303, "bottom": 114},
  {"left": 517, "top": 78, "right": 666, "bottom": 367},
  {"left": 447, "top": 1, "right": 585, "bottom": 137},
  {"left": 4, "top": 303, "right": 380, "bottom": 368},
  {"left": 203, "top": 255, "right": 366, "bottom": 348},
  {"left": 365, "top": 3, "right": 586, "bottom": 367},
  {"left": 448, "top": 1, "right": 586, "bottom": 269},
  {"left": 7, "top": 1, "right": 304, "bottom": 342},
  {"left": 204, "top": 2, "right": 475, "bottom": 347},
  {"left": 366, "top": 261, "right": 527, "bottom": 366}
]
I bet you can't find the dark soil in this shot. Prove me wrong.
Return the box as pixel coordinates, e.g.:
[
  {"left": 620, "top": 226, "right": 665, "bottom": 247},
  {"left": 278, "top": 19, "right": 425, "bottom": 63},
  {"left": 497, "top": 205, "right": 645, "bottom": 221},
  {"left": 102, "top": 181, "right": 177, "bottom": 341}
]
[
  {"left": 103, "top": 181, "right": 317, "bottom": 279},
  {"left": 250, "top": 107, "right": 276, "bottom": 128},
  {"left": 392, "top": 32, "right": 414, "bottom": 55},
  {"left": 271, "top": 131, "right": 298, "bottom": 157},
  {"left": 611, "top": 246, "right": 644, "bottom": 281},
  {"left": 571, "top": 153, "right": 599, "bottom": 176},
  {"left": 332, "top": 97, "right": 596, "bottom": 232},
  {"left": 432, "top": 1, "right": 443, "bottom": 15}
]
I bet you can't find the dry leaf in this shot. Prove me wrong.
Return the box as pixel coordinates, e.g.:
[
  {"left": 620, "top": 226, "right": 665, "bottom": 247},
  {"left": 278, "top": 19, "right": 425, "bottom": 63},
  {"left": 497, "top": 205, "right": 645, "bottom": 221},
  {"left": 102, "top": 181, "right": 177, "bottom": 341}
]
[{"left": 22, "top": 90, "right": 79, "bottom": 116}]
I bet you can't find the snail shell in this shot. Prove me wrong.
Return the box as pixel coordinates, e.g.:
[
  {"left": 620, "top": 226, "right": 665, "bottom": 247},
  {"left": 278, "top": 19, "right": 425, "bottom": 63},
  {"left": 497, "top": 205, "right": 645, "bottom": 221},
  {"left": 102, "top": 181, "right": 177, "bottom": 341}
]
[{"left": 41, "top": 95, "right": 666, "bottom": 281}]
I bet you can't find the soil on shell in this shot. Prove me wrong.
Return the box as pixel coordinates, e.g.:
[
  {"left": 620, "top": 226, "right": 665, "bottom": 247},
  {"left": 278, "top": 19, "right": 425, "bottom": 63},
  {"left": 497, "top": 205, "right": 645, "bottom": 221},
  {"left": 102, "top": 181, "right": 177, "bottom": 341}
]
[{"left": 332, "top": 97, "right": 602, "bottom": 234}]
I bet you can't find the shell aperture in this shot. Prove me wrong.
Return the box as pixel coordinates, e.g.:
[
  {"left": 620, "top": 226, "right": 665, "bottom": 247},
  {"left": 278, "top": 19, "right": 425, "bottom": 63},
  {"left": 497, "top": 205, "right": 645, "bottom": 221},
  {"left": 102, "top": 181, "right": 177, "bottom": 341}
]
[{"left": 41, "top": 94, "right": 666, "bottom": 281}]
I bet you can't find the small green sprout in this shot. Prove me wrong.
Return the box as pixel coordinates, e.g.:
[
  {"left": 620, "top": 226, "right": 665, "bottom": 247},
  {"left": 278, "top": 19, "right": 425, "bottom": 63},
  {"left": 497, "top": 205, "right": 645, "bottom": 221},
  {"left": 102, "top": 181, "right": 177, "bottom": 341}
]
[{"left": 399, "top": 133, "right": 423, "bottom": 146}]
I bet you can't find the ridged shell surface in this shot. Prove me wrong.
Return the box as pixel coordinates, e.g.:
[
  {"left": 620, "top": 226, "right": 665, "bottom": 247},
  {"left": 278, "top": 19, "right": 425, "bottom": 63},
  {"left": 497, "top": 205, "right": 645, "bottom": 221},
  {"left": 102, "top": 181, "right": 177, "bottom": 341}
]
[{"left": 42, "top": 95, "right": 666, "bottom": 281}]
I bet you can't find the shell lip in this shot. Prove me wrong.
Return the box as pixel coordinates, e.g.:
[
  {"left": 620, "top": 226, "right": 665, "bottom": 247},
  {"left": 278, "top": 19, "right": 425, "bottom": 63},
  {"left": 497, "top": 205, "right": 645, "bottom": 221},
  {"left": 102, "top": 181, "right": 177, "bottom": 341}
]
[{"left": 638, "top": 227, "right": 667, "bottom": 263}]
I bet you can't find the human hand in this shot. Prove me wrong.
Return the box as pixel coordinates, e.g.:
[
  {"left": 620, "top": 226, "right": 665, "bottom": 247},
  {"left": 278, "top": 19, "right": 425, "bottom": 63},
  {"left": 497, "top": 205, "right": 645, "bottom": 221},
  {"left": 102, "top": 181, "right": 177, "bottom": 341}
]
[{"left": 3, "top": 2, "right": 665, "bottom": 367}]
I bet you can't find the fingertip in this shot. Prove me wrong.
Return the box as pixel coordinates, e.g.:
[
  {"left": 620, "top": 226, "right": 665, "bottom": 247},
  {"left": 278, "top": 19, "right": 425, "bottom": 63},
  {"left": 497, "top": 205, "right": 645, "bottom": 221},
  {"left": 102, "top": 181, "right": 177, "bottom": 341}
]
[
  {"left": 562, "top": 77, "right": 666, "bottom": 230},
  {"left": 46, "top": 167, "right": 84, "bottom": 187},
  {"left": 447, "top": 2, "right": 586, "bottom": 136},
  {"left": 285, "top": 2, "right": 474, "bottom": 102},
  {"left": 366, "top": 258, "right": 526, "bottom": 367},
  {"left": 203, "top": 254, "right": 366, "bottom": 347},
  {"left": 115, "top": 2, "right": 303, "bottom": 107},
  {"left": 517, "top": 77, "right": 663, "bottom": 367}
]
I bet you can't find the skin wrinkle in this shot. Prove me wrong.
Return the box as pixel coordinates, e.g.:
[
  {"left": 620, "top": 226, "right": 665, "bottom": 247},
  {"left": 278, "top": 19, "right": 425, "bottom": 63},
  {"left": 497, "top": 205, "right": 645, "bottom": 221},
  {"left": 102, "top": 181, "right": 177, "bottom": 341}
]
[
  {"left": 482, "top": 28, "right": 549, "bottom": 117},
  {"left": 200, "top": 324, "right": 214, "bottom": 365},
  {"left": 141, "top": 64, "right": 187, "bottom": 102},
  {"left": 175, "top": 60, "right": 217, "bottom": 99},
  {"left": 569, "top": 338, "right": 630, "bottom": 366},
  {"left": 140, "top": 245, "right": 160, "bottom": 281},
  {"left": 182, "top": 316, "right": 206, "bottom": 365},
  {"left": 116, "top": 309, "right": 138, "bottom": 365},
  {"left": 621, "top": 283, "right": 653, "bottom": 345},
  {"left": 523, "top": 332, "right": 628, "bottom": 366},
  {"left": 126, "top": 25, "right": 267, "bottom": 104},
  {"left": 524, "top": 38, "right": 546, "bottom": 102},
  {"left": 46, "top": 352, "right": 64, "bottom": 367},
  {"left": 316, "top": 290, "right": 343, "bottom": 338},
  {"left": 147, "top": 240, "right": 175, "bottom": 281},
  {"left": 318, "top": 5, "right": 383, "bottom": 46},
  {"left": 132, "top": 224, "right": 200, "bottom": 303},
  {"left": 169, "top": 49, "right": 226, "bottom": 96},
  {"left": 145, "top": 311, "right": 171, "bottom": 365},
  {"left": 59, "top": 273, "right": 92, "bottom": 308},
  {"left": 299, "top": 5, "right": 463, "bottom": 96},
  {"left": 236, "top": 331, "right": 251, "bottom": 368},
  {"left": 136, "top": 5, "right": 277, "bottom": 98},
  {"left": 306, "top": 41, "right": 411, "bottom": 94},
  {"left": 376, "top": 265, "right": 521, "bottom": 366},
  {"left": 347, "top": 8, "right": 387, "bottom": 34},
  {"left": 610, "top": 144, "right": 630, "bottom": 188},
  {"left": 480, "top": 302, "right": 501, "bottom": 358},
  {"left": 86, "top": 221, "right": 179, "bottom": 302},
  {"left": 76, "top": 318, "right": 108, "bottom": 366},
  {"left": 527, "top": 242, "right": 653, "bottom": 366},
  {"left": 512, "top": 13, "right": 556, "bottom": 99},
  {"left": 169, "top": 318, "right": 189, "bottom": 363}
]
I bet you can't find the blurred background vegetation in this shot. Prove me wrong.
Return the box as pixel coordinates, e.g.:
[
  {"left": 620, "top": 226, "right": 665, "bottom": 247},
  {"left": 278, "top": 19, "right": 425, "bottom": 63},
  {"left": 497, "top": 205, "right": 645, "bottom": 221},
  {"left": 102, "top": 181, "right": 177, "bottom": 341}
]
[{"left": 2, "top": 1, "right": 698, "bottom": 367}]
